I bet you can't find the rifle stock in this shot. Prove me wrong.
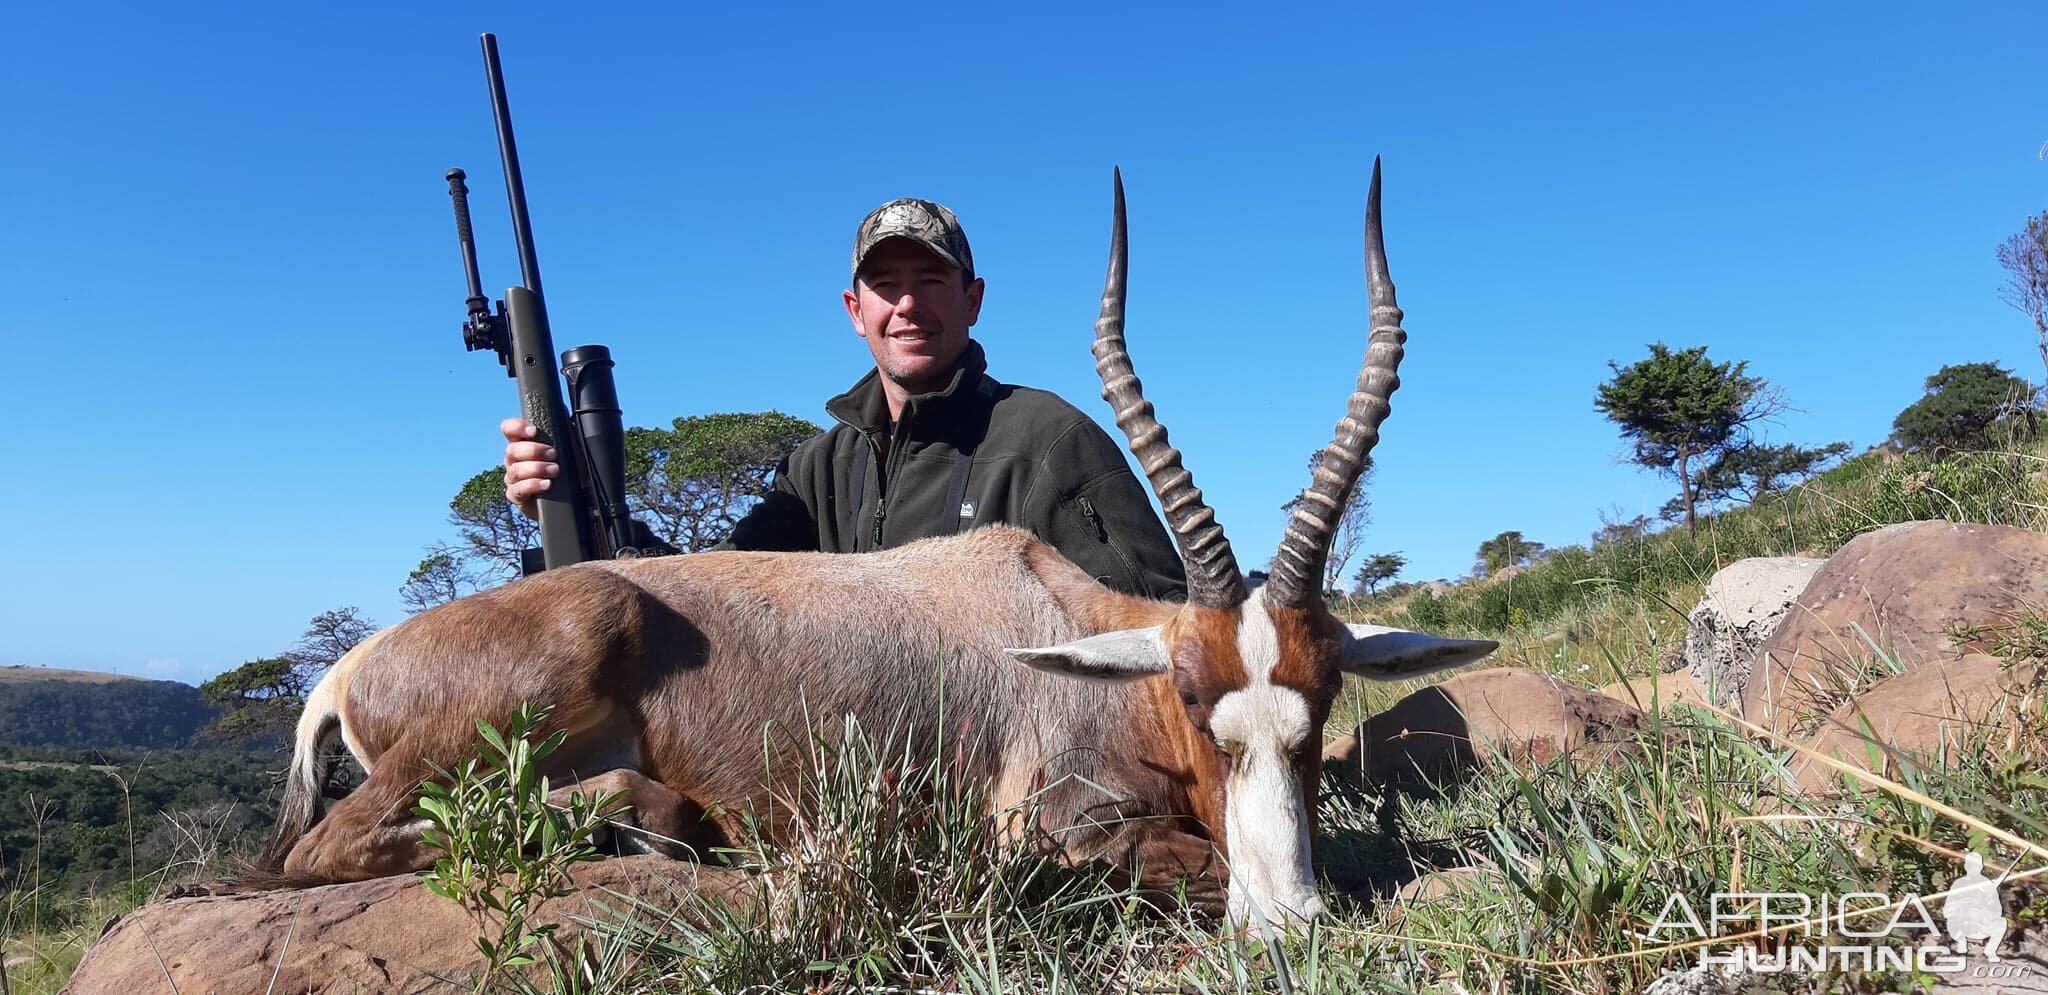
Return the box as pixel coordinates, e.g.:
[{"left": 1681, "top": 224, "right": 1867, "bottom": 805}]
[{"left": 503, "top": 286, "right": 600, "bottom": 570}]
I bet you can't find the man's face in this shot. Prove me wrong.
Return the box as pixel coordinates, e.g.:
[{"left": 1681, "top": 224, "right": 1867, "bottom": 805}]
[{"left": 843, "top": 238, "right": 984, "bottom": 397}]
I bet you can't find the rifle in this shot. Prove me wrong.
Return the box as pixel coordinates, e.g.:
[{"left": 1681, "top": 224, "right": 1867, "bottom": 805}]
[{"left": 445, "top": 33, "right": 654, "bottom": 575}]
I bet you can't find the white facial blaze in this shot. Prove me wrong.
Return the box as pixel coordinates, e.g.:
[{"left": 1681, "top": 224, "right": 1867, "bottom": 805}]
[{"left": 1211, "top": 596, "right": 1326, "bottom": 925}]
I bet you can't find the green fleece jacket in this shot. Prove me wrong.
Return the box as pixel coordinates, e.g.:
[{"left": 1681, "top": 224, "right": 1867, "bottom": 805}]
[{"left": 722, "top": 342, "right": 1188, "bottom": 600}]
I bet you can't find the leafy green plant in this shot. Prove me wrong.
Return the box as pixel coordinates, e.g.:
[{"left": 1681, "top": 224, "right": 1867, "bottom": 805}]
[{"left": 414, "top": 703, "right": 619, "bottom": 992}]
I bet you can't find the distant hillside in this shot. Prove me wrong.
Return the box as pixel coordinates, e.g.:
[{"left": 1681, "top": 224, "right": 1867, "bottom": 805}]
[
  {"left": 0, "top": 668, "right": 221, "bottom": 748},
  {"left": 0, "top": 664, "right": 150, "bottom": 685}
]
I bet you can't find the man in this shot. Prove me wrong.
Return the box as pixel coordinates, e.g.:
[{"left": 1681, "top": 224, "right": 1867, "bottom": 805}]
[{"left": 503, "top": 197, "right": 1187, "bottom": 599}]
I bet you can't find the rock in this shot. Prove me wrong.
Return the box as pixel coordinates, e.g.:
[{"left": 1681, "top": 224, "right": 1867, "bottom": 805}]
[
  {"left": 1324, "top": 668, "right": 1646, "bottom": 789},
  {"left": 62, "top": 856, "right": 752, "bottom": 994},
  {"left": 1393, "top": 865, "right": 1505, "bottom": 904},
  {"left": 1641, "top": 963, "right": 1765, "bottom": 995},
  {"left": 1927, "top": 931, "right": 2048, "bottom": 993},
  {"left": 1600, "top": 668, "right": 1710, "bottom": 713},
  {"left": 1682, "top": 556, "right": 1826, "bottom": 706},
  {"left": 1791, "top": 654, "right": 2041, "bottom": 795},
  {"left": 1742, "top": 521, "right": 2048, "bottom": 733}
]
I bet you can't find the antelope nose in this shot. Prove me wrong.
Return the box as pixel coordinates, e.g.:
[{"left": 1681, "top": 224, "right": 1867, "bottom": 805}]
[{"left": 1229, "top": 891, "right": 1326, "bottom": 930}]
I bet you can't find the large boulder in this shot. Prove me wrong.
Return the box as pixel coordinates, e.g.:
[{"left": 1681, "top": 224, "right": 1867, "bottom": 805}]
[
  {"left": 63, "top": 856, "right": 751, "bottom": 994},
  {"left": 1600, "top": 667, "right": 1710, "bottom": 713},
  {"left": 1742, "top": 521, "right": 2048, "bottom": 733},
  {"left": 1324, "top": 668, "right": 1645, "bottom": 789},
  {"left": 1683, "top": 556, "right": 1825, "bottom": 706},
  {"left": 1791, "top": 654, "right": 2041, "bottom": 795}
]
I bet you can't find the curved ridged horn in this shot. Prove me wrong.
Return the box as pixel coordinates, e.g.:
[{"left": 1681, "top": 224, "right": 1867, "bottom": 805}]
[
  {"left": 1264, "top": 158, "right": 1406, "bottom": 610},
  {"left": 1093, "top": 168, "right": 1247, "bottom": 609}
]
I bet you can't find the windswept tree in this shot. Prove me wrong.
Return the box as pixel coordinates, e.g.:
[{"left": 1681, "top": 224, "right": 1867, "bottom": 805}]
[
  {"left": 398, "top": 545, "right": 479, "bottom": 613},
  {"left": 1475, "top": 531, "right": 1544, "bottom": 576},
  {"left": 1352, "top": 551, "right": 1405, "bottom": 596},
  {"left": 199, "top": 607, "right": 376, "bottom": 743},
  {"left": 1997, "top": 210, "right": 2048, "bottom": 384},
  {"left": 1698, "top": 441, "right": 1850, "bottom": 506},
  {"left": 1891, "top": 362, "right": 2038, "bottom": 455},
  {"left": 448, "top": 468, "right": 539, "bottom": 578},
  {"left": 1591, "top": 506, "right": 1654, "bottom": 547},
  {"left": 1279, "top": 453, "right": 1374, "bottom": 597},
  {"left": 626, "top": 411, "right": 821, "bottom": 553},
  {"left": 430, "top": 409, "right": 820, "bottom": 589},
  {"left": 1594, "top": 344, "right": 1782, "bottom": 536}
]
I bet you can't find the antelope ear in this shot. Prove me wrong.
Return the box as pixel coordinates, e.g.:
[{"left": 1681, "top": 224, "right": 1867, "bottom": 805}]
[
  {"left": 1338, "top": 623, "right": 1497, "bottom": 681},
  {"left": 1007, "top": 626, "right": 1169, "bottom": 682}
]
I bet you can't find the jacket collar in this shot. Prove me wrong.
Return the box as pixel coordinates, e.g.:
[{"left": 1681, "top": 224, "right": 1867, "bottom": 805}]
[{"left": 825, "top": 340, "right": 992, "bottom": 434}]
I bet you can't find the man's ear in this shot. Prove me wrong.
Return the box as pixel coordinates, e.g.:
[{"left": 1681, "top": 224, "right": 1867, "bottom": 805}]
[
  {"left": 1338, "top": 623, "right": 1497, "bottom": 681},
  {"left": 964, "top": 276, "right": 985, "bottom": 326},
  {"left": 1006, "top": 626, "right": 1167, "bottom": 682},
  {"left": 843, "top": 286, "right": 865, "bottom": 336}
]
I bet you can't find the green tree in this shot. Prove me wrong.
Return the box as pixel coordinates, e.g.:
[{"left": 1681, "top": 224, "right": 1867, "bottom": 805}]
[
  {"left": 198, "top": 607, "right": 376, "bottom": 744},
  {"left": 400, "top": 546, "right": 478, "bottom": 614},
  {"left": 1891, "top": 362, "right": 2038, "bottom": 455},
  {"left": 625, "top": 411, "right": 821, "bottom": 552},
  {"left": 1590, "top": 507, "right": 1654, "bottom": 547},
  {"left": 449, "top": 469, "right": 540, "bottom": 579},
  {"left": 1475, "top": 531, "right": 1544, "bottom": 576},
  {"left": 1689, "top": 440, "right": 1851, "bottom": 508},
  {"left": 1594, "top": 343, "right": 1781, "bottom": 536},
  {"left": 1997, "top": 210, "right": 2048, "bottom": 384},
  {"left": 1352, "top": 551, "right": 1405, "bottom": 596},
  {"left": 431, "top": 411, "right": 821, "bottom": 591}
]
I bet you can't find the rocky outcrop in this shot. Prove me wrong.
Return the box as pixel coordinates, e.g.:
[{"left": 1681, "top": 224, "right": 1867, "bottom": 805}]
[
  {"left": 62, "top": 856, "right": 751, "bottom": 994},
  {"left": 1742, "top": 521, "right": 2048, "bottom": 733},
  {"left": 1683, "top": 556, "right": 1825, "bottom": 706},
  {"left": 1323, "top": 668, "right": 1645, "bottom": 789},
  {"left": 1792, "top": 654, "right": 2042, "bottom": 795},
  {"left": 1600, "top": 667, "right": 1710, "bottom": 713}
]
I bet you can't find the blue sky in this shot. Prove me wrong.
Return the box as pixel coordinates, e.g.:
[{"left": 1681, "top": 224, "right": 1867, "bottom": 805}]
[{"left": 3, "top": 3, "right": 2043, "bottom": 685}]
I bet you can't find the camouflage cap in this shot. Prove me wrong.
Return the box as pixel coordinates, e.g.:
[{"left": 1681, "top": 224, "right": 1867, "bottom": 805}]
[{"left": 851, "top": 198, "right": 976, "bottom": 285}]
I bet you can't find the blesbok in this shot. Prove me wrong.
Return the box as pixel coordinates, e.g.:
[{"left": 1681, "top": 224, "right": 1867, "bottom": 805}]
[{"left": 260, "top": 161, "right": 1496, "bottom": 925}]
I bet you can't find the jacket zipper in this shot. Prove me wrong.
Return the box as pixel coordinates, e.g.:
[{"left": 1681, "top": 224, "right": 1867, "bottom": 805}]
[
  {"left": 870, "top": 413, "right": 914, "bottom": 549},
  {"left": 1077, "top": 496, "right": 1106, "bottom": 541}
]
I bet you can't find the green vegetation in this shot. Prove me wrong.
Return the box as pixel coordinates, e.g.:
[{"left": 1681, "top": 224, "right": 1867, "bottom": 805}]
[
  {"left": 0, "top": 678, "right": 216, "bottom": 750},
  {"left": 198, "top": 606, "right": 375, "bottom": 744},
  {"left": 1366, "top": 445, "right": 2048, "bottom": 667},
  {"left": 1473, "top": 529, "right": 1544, "bottom": 577},
  {"left": 414, "top": 410, "right": 821, "bottom": 611},
  {"left": 1890, "top": 361, "right": 2038, "bottom": 456},
  {"left": 417, "top": 705, "right": 618, "bottom": 992},
  {"left": 1595, "top": 343, "right": 1792, "bottom": 535},
  {"left": 624, "top": 410, "right": 821, "bottom": 554},
  {"left": 1353, "top": 551, "right": 1405, "bottom": 596},
  {"left": 0, "top": 745, "right": 276, "bottom": 899}
]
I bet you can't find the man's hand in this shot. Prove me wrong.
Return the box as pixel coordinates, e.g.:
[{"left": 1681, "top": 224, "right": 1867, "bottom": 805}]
[{"left": 501, "top": 417, "right": 559, "bottom": 520}]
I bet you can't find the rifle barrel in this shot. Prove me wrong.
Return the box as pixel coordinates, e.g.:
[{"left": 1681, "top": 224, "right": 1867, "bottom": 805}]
[{"left": 480, "top": 33, "right": 545, "bottom": 301}]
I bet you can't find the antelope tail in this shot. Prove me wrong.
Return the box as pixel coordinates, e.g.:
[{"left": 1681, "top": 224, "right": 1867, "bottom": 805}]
[{"left": 255, "top": 666, "right": 347, "bottom": 871}]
